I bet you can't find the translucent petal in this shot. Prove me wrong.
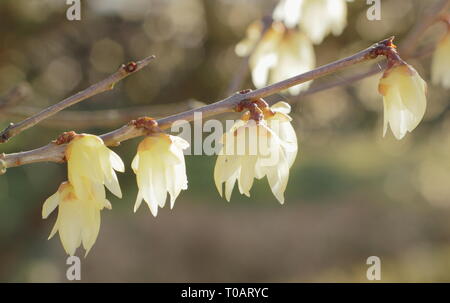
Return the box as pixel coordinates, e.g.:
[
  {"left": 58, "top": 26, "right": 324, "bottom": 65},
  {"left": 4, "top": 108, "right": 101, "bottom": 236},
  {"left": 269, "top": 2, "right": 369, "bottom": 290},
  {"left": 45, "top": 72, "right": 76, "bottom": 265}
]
[
  {"left": 225, "top": 171, "right": 239, "bottom": 202},
  {"left": 431, "top": 32, "right": 450, "bottom": 88},
  {"left": 267, "top": 150, "right": 290, "bottom": 204},
  {"left": 237, "top": 155, "right": 257, "bottom": 196},
  {"left": 270, "top": 32, "right": 315, "bottom": 94},
  {"left": 81, "top": 203, "right": 101, "bottom": 257},
  {"left": 214, "top": 155, "right": 226, "bottom": 197},
  {"left": 273, "top": 0, "right": 303, "bottom": 28},
  {"left": 42, "top": 190, "right": 60, "bottom": 219},
  {"left": 271, "top": 101, "right": 292, "bottom": 114},
  {"left": 152, "top": 159, "right": 168, "bottom": 208},
  {"left": 131, "top": 154, "right": 140, "bottom": 173},
  {"left": 104, "top": 170, "right": 122, "bottom": 199},
  {"left": 139, "top": 156, "right": 159, "bottom": 217},
  {"left": 57, "top": 202, "right": 83, "bottom": 256},
  {"left": 134, "top": 191, "right": 144, "bottom": 213},
  {"left": 251, "top": 53, "right": 277, "bottom": 88},
  {"left": 170, "top": 135, "right": 190, "bottom": 151}
]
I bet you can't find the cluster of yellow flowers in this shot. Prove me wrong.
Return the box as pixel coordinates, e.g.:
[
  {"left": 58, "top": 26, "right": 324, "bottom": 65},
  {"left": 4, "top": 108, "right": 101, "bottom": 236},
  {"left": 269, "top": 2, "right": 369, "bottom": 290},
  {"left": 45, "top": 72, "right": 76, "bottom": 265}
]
[
  {"left": 236, "top": 21, "right": 315, "bottom": 95},
  {"left": 236, "top": 0, "right": 351, "bottom": 95},
  {"left": 43, "top": 135, "right": 125, "bottom": 256},
  {"left": 236, "top": 0, "right": 450, "bottom": 141},
  {"left": 214, "top": 101, "right": 297, "bottom": 204},
  {"left": 42, "top": 101, "right": 298, "bottom": 256},
  {"left": 43, "top": 133, "right": 190, "bottom": 256},
  {"left": 39, "top": 2, "right": 450, "bottom": 257},
  {"left": 432, "top": 30, "right": 450, "bottom": 89}
]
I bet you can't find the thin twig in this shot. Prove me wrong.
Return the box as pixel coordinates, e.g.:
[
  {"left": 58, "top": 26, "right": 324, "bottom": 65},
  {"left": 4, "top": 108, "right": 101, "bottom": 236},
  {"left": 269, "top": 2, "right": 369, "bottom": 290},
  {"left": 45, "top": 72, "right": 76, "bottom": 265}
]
[
  {"left": 1, "top": 38, "right": 394, "bottom": 172},
  {"left": 295, "top": 64, "right": 384, "bottom": 99},
  {"left": 0, "top": 55, "right": 156, "bottom": 143},
  {"left": 1, "top": 100, "right": 205, "bottom": 129}
]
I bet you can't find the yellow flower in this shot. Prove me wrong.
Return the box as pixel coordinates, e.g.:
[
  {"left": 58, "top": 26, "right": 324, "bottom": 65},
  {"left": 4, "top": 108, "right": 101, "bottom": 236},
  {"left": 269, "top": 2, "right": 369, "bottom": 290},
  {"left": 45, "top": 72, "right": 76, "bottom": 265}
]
[
  {"left": 214, "top": 102, "right": 297, "bottom": 204},
  {"left": 235, "top": 21, "right": 315, "bottom": 95},
  {"left": 431, "top": 32, "right": 450, "bottom": 89},
  {"left": 132, "top": 133, "right": 189, "bottom": 217},
  {"left": 273, "top": 0, "right": 349, "bottom": 44},
  {"left": 66, "top": 134, "right": 124, "bottom": 201},
  {"left": 299, "top": 0, "right": 348, "bottom": 44},
  {"left": 378, "top": 63, "right": 427, "bottom": 140},
  {"left": 42, "top": 181, "right": 111, "bottom": 256}
]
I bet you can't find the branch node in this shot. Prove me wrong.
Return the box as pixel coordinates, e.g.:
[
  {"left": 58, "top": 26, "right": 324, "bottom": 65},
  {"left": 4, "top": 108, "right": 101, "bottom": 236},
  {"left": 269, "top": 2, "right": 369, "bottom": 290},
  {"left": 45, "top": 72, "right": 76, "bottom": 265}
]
[
  {"left": 236, "top": 98, "right": 272, "bottom": 123},
  {"left": 53, "top": 131, "right": 78, "bottom": 145},
  {"left": 238, "top": 89, "right": 252, "bottom": 95},
  {"left": 0, "top": 123, "right": 14, "bottom": 143},
  {"left": 123, "top": 61, "right": 138, "bottom": 73},
  {"left": 440, "top": 13, "right": 450, "bottom": 28},
  {"left": 130, "top": 117, "right": 160, "bottom": 135},
  {"left": 381, "top": 36, "right": 396, "bottom": 48},
  {"left": 369, "top": 36, "right": 406, "bottom": 68}
]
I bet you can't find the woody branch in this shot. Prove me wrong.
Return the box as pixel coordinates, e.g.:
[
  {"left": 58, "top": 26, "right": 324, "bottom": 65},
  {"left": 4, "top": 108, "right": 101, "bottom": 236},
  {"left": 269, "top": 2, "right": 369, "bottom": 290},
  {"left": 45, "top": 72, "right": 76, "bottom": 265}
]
[
  {"left": 0, "top": 37, "right": 397, "bottom": 173},
  {"left": 3, "top": 2, "right": 447, "bottom": 133}
]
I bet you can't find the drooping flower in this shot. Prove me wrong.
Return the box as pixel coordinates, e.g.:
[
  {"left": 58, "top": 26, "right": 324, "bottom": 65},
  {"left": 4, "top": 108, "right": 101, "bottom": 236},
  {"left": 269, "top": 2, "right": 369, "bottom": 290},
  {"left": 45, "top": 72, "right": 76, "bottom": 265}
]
[
  {"left": 235, "top": 21, "right": 315, "bottom": 95},
  {"left": 214, "top": 102, "right": 297, "bottom": 204},
  {"left": 65, "top": 134, "right": 124, "bottom": 201},
  {"left": 431, "top": 31, "right": 450, "bottom": 89},
  {"left": 378, "top": 63, "right": 427, "bottom": 140},
  {"left": 273, "top": 0, "right": 350, "bottom": 44},
  {"left": 42, "top": 181, "right": 111, "bottom": 256},
  {"left": 132, "top": 133, "right": 189, "bottom": 217}
]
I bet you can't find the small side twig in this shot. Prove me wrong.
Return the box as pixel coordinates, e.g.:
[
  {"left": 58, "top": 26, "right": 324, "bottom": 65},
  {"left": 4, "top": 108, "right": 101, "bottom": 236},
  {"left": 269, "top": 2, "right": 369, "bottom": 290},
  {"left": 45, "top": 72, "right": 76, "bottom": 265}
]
[
  {"left": 0, "top": 55, "right": 156, "bottom": 143},
  {"left": 1, "top": 38, "right": 396, "bottom": 171}
]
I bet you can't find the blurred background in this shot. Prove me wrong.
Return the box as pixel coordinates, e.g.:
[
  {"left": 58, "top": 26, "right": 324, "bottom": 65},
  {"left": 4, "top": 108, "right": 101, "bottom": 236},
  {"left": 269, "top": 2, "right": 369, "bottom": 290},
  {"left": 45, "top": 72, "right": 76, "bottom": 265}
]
[{"left": 1, "top": 0, "right": 450, "bottom": 282}]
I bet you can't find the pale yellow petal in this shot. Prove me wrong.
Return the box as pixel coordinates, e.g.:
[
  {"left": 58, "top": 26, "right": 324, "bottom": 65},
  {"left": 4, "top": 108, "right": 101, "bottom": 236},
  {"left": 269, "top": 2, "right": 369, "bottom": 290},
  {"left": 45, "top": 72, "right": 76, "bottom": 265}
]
[
  {"left": 58, "top": 202, "right": 83, "bottom": 256},
  {"left": 134, "top": 191, "right": 144, "bottom": 213},
  {"left": 131, "top": 154, "right": 140, "bottom": 173},
  {"left": 109, "top": 150, "right": 125, "bottom": 173},
  {"left": 42, "top": 190, "right": 60, "bottom": 219}
]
